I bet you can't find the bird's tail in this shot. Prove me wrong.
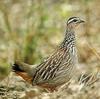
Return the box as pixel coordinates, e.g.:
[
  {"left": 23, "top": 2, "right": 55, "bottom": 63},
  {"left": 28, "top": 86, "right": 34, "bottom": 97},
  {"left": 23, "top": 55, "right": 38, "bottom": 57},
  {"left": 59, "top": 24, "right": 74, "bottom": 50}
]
[{"left": 12, "top": 60, "right": 34, "bottom": 84}]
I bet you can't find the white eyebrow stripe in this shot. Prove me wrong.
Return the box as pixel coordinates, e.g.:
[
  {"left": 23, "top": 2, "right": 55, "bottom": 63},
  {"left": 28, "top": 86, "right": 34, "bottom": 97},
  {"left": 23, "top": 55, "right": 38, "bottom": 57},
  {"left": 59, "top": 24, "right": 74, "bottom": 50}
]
[{"left": 67, "top": 18, "right": 79, "bottom": 24}]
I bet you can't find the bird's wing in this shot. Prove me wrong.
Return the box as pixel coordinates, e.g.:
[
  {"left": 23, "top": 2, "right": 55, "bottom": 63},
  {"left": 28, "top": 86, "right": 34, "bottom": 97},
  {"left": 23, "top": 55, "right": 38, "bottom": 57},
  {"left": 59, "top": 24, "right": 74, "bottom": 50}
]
[{"left": 32, "top": 47, "right": 69, "bottom": 84}]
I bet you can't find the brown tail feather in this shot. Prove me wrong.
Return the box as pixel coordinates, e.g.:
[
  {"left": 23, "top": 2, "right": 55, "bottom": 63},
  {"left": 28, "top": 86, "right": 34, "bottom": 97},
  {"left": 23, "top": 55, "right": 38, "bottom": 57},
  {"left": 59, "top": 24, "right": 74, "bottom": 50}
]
[
  {"left": 12, "top": 60, "right": 33, "bottom": 84},
  {"left": 15, "top": 71, "right": 33, "bottom": 84}
]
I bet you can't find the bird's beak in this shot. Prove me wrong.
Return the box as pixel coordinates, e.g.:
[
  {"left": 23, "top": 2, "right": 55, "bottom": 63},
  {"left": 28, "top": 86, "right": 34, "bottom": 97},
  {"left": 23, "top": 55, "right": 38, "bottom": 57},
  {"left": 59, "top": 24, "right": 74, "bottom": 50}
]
[{"left": 79, "top": 19, "right": 85, "bottom": 23}]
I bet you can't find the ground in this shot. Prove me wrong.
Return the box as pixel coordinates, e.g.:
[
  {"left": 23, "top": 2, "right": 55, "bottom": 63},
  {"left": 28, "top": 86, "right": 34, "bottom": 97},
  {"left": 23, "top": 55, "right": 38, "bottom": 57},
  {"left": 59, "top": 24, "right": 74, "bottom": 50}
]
[{"left": 0, "top": 72, "right": 100, "bottom": 99}]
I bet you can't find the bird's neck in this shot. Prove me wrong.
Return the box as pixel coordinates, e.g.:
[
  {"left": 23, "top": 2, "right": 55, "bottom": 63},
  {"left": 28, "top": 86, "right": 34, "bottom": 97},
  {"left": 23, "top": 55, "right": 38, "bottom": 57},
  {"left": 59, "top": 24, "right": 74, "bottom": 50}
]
[
  {"left": 60, "top": 25, "right": 78, "bottom": 65},
  {"left": 60, "top": 26, "right": 76, "bottom": 49}
]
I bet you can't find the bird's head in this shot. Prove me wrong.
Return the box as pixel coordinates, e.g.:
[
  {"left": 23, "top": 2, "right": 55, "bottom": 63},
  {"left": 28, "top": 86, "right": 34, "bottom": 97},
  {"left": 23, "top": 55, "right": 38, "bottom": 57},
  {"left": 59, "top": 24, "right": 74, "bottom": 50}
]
[{"left": 67, "top": 17, "right": 85, "bottom": 28}]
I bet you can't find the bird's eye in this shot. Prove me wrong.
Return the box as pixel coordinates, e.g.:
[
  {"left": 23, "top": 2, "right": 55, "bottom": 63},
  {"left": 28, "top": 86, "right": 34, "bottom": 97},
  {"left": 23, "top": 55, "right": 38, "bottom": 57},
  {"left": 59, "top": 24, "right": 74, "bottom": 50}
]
[{"left": 73, "top": 19, "right": 77, "bottom": 22}]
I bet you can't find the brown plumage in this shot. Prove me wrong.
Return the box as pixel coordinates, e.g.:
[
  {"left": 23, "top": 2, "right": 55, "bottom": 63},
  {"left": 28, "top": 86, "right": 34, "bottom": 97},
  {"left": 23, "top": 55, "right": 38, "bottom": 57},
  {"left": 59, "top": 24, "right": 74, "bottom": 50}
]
[{"left": 12, "top": 17, "right": 84, "bottom": 92}]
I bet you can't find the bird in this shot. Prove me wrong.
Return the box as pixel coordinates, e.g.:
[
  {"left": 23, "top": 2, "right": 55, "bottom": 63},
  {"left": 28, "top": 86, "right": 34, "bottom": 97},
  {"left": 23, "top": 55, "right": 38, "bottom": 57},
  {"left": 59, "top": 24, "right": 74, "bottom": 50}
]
[{"left": 12, "top": 17, "right": 84, "bottom": 92}]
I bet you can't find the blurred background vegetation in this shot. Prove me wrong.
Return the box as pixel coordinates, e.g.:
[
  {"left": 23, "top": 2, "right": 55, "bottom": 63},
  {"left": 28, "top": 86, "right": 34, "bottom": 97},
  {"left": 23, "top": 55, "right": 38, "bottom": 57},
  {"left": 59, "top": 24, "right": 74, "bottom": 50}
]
[{"left": 0, "top": 0, "right": 99, "bottom": 80}]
